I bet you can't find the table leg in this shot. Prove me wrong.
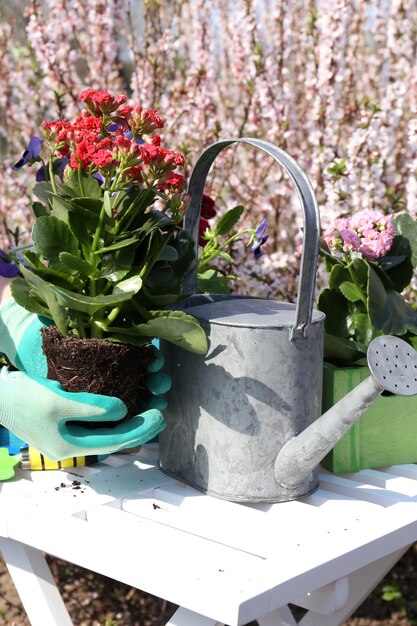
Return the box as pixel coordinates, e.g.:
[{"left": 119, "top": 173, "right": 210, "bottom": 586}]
[
  {"left": 0, "top": 537, "right": 73, "bottom": 626},
  {"left": 298, "top": 546, "right": 409, "bottom": 626},
  {"left": 165, "top": 606, "right": 225, "bottom": 625}
]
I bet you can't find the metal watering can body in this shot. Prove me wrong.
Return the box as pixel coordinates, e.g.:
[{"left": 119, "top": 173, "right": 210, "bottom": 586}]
[{"left": 158, "top": 138, "right": 417, "bottom": 503}]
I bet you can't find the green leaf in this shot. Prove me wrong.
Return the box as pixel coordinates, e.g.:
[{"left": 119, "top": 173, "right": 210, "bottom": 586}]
[
  {"left": 323, "top": 333, "right": 365, "bottom": 363},
  {"left": 347, "top": 312, "right": 379, "bottom": 345},
  {"left": 18, "top": 266, "right": 69, "bottom": 334},
  {"left": 51, "top": 285, "right": 139, "bottom": 314},
  {"left": 328, "top": 264, "right": 351, "bottom": 289},
  {"left": 50, "top": 195, "right": 70, "bottom": 223},
  {"left": 32, "top": 201, "right": 48, "bottom": 218},
  {"left": 65, "top": 169, "right": 103, "bottom": 200},
  {"left": 318, "top": 288, "right": 350, "bottom": 337},
  {"left": 215, "top": 206, "right": 244, "bottom": 236},
  {"left": 32, "top": 215, "right": 79, "bottom": 271},
  {"left": 392, "top": 213, "right": 417, "bottom": 268},
  {"left": 10, "top": 277, "right": 51, "bottom": 317},
  {"left": 379, "top": 234, "right": 413, "bottom": 292},
  {"left": 110, "top": 310, "right": 208, "bottom": 354},
  {"left": 59, "top": 252, "right": 96, "bottom": 276},
  {"left": 113, "top": 275, "right": 142, "bottom": 295},
  {"left": 158, "top": 246, "right": 179, "bottom": 261},
  {"left": 100, "top": 247, "right": 135, "bottom": 282},
  {"left": 339, "top": 281, "right": 364, "bottom": 302},
  {"left": 145, "top": 266, "right": 177, "bottom": 291},
  {"left": 32, "top": 182, "right": 54, "bottom": 204},
  {"left": 367, "top": 266, "right": 415, "bottom": 334},
  {"left": 95, "top": 236, "right": 139, "bottom": 253},
  {"left": 23, "top": 250, "right": 47, "bottom": 271},
  {"left": 197, "top": 269, "right": 231, "bottom": 294}
]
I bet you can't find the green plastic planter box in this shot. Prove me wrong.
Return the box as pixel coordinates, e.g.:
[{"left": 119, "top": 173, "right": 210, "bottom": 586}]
[{"left": 321, "top": 361, "right": 417, "bottom": 473}]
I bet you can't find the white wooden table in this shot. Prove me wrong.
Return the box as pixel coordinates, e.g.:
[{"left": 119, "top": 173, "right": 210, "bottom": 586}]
[{"left": 1, "top": 443, "right": 417, "bottom": 626}]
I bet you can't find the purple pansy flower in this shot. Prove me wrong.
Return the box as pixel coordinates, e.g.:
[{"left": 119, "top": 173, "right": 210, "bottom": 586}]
[
  {"left": 93, "top": 172, "right": 105, "bottom": 185},
  {"left": 0, "top": 250, "right": 19, "bottom": 278},
  {"left": 12, "top": 136, "right": 43, "bottom": 170},
  {"left": 251, "top": 218, "right": 269, "bottom": 259},
  {"left": 35, "top": 156, "right": 68, "bottom": 182}
]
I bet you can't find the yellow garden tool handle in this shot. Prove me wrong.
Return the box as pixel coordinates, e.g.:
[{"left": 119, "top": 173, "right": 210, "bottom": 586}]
[{"left": 20, "top": 447, "right": 98, "bottom": 470}]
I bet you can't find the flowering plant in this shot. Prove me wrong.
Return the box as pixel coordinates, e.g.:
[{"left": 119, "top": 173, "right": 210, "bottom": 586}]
[
  {"left": 318, "top": 209, "right": 417, "bottom": 364},
  {"left": 10, "top": 88, "right": 212, "bottom": 353},
  {"left": 10, "top": 89, "right": 265, "bottom": 355}
]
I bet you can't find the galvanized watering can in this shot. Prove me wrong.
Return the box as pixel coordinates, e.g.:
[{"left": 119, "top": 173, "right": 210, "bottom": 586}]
[{"left": 158, "top": 138, "right": 417, "bottom": 503}]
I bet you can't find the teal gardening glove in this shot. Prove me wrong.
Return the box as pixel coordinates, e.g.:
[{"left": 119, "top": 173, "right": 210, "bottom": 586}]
[{"left": 0, "top": 299, "right": 170, "bottom": 461}]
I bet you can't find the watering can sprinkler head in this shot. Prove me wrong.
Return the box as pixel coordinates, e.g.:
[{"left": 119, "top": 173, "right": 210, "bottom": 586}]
[
  {"left": 274, "top": 336, "right": 417, "bottom": 490},
  {"left": 367, "top": 335, "right": 417, "bottom": 396}
]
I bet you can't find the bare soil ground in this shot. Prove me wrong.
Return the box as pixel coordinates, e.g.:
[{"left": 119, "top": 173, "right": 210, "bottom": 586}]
[{"left": 1, "top": 544, "right": 417, "bottom": 625}]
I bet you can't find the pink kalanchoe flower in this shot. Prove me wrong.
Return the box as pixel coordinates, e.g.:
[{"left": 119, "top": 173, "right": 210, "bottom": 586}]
[
  {"left": 325, "top": 209, "right": 395, "bottom": 260},
  {"left": 340, "top": 228, "right": 361, "bottom": 252}
]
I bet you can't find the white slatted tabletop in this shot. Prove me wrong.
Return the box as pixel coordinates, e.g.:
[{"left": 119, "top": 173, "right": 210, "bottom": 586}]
[{"left": 1, "top": 444, "right": 417, "bottom": 626}]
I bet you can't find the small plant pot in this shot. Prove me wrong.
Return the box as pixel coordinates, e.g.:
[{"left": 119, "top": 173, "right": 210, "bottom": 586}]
[
  {"left": 321, "top": 361, "right": 417, "bottom": 473},
  {"left": 41, "top": 326, "right": 153, "bottom": 419}
]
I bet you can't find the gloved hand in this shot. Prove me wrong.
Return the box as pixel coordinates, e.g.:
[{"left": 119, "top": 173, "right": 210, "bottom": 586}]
[
  {"left": 0, "top": 299, "right": 171, "bottom": 408},
  {"left": 0, "top": 368, "right": 165, "bottom": 460},
  {"left": 0, "top": 299, "right": 171, "bottom": 459}
]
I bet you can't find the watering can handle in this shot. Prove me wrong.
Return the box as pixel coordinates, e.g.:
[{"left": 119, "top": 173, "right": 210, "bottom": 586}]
[{"left": 183, "top": 138, "right": 321, "bottom": 340}]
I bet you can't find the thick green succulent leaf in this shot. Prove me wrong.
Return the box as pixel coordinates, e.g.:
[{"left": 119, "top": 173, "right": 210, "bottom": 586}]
[
  {"left": 17, "top": 266, "right": 69, "bottom": 334},
  {"left": 347, "top": 312, "right": 379, "bottom": 345},
  {"left": 145, "top": 266, "right": 177, "bottom": 291},
  {"left": 158, "top": 245, "right": 179, "bottom": 261},
  {"left": 50, "top": 284, "right": 139, "bottom": 314},
  {"left": 65, "top": 169, "right": 103, "bottom": 200},
  {"left": 323, "top": 333, "right": 366, "bottom": 363},
  {"left": 339, "top": 281, "right": 364, "bottom": 303},
  {"left": 368, "top": 265, "right": 417, "bottom": 334},
  {"left": 95, "top": 235, "right": 140, "bottom": 253},
  {"left": 32, "top": 215, "right": 79, "bottom": 271},
  {"left": 59, "top": 252, "right": 96, "bottom": 277},
  {"left": 378, "top": 234, "right": 413, "bottom": 292},
  {"left": 393, "top": 213, "right": 417, "bottom": 268},
  {"left": 100, "top": 247, "right": 136, "bottom": 282},
  {"left": 328, "top": 264, "right": 351, "bottom": 289},
  {"left": 32, "top": 182, "right": 54, "bottom": 205},
  {"left": 32, "top": 201, "right": 48, "bottom": 218},
  {"left": 10, "top": 277, "right": 51, "bottom": 317},
  {"left": 318, "top": 288, "right": 350, "bottom": 337},
  {"left": 109, "top": 310, "right": 208, "bottom": 354},
  {"left": 113, "top": 274, "right": 143, "bottom": 295}
]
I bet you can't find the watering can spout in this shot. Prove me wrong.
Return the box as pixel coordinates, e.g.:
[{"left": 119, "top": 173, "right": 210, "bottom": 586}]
[{"left": 274, "top": 336, "right": 417, "bottom": 489}]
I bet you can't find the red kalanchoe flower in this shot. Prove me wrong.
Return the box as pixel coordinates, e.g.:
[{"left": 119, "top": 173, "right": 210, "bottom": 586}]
[
  {"left": 69, "top": 139, "right": 97, "bottom": 169},
  {"left": 158, "top": 173, "right": 186, "bottom": 193},
  {"left": 79, "top": 89, "right": 127, "bottom": 116},
  {"left": 120, "top": 105, "right": 165, "bottom": 138},
  {"left": 92, "top": 149, "right": 114, "bottom": 169},
  {"left": 123, "top": 165, "right": 143, "bottom": 183}
]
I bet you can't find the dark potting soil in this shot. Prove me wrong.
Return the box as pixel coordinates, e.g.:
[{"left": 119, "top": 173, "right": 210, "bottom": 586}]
[{"left": 42, "top": 325, "right": 153, "bottom": 420}]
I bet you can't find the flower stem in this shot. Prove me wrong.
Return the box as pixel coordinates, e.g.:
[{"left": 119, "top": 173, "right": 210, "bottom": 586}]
[
  {"left": 77, "top": 166, "right": 86, "bottom": 197},
  {"left": 48, "top": 158, "right": 58, "bottom": 196}
]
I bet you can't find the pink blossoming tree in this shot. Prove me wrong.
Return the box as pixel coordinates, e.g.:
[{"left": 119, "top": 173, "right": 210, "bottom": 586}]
[{"left": 1, "top": 0, "right": 417, "bottom": 299}]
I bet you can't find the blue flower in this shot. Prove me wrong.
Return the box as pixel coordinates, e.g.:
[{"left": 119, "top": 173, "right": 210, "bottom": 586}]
[
  {"left": 251, "top": 219, "right": 269, "bottom": 259},
  {"left": 0, "top": 250, "right": 19, "bottom": 278},
  {"left": 12, "top": 136, "right": 43, "bottom": 170},
  {"left": 35, "top": 156, "right": 68, "bottom": 182}
]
